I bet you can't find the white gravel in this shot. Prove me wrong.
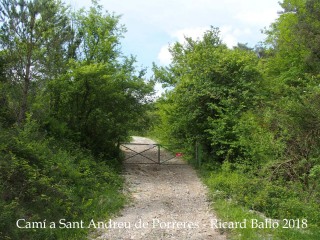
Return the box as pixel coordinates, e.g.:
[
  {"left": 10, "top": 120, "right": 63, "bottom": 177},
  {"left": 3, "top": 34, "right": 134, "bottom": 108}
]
[{"left": 90, "top": 136, "right": 226, "bottom": 240}]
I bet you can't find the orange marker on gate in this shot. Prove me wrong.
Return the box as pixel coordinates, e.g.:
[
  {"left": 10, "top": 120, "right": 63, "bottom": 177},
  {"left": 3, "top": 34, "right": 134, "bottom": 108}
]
[{"left": 175, "top": 152, "right": 183, "bottom": 157}]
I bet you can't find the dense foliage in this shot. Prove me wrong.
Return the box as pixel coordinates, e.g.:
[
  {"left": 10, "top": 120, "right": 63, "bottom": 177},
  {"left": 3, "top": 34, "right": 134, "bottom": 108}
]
[
  {"left": 0, "top": 119, "right": 125, "bottom": 240},
  {"left": 151, "top": 0, "right": 320, "bottom": 238},
  {"left": 2, "top": 0, "right": 320, "bottom": 239},
  {"left": 0, "top": 0, "right": 153, "bottom": 239}
]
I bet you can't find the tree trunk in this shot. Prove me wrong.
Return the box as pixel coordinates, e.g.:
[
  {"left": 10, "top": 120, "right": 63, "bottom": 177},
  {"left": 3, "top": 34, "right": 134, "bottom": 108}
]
[
  {"left": 18, "top": 68, "right": 30, "bottom": 124},
  {"left": 18, "top": 11, "right": 35, "bottom": 125}
]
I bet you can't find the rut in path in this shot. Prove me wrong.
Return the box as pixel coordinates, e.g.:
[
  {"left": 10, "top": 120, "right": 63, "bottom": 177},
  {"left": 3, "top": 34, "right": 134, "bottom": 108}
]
[{"left": 91, "top": 136, "right": 226, "bottom": 240}]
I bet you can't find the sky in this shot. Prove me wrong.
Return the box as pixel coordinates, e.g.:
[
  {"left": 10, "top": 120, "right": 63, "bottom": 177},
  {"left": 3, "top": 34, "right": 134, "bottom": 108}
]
[{"left": 67, "top": 0, "right": 282, "bottom": 75}]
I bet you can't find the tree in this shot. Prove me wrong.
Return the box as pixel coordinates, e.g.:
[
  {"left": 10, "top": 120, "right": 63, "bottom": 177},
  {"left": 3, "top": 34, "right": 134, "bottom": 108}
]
[
  {"left": 74, "top": 0, "right": 125, "bottom": 63},
  {"left": 0, "top": 51, "right": 12, "bottom": 125},
  {"left": 0, "top": 0, "right": 72, "bottom": 123},
  {"left": 46, "top": 59, "right": 153, "bottom": 156},
  {"left": 257, "top": 0, "right": 320, "bottom": 189},
  {"left": 41, "top": 2, "right": 154, "bottom": 156},
  {"left": 264, "top": 0, "right": 320, "bottom": 81},
  {"left": 295, "top": 0, "right": 320, "bottom": 73},
  {"left": 153, "top": 27, "right": 262, "bottom": 162}
]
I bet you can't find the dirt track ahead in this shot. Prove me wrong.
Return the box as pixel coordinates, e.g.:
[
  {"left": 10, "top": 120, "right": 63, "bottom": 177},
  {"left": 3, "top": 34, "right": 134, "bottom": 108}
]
[{"left": 92, "top": 136, "right": 226, "bottom": 240}]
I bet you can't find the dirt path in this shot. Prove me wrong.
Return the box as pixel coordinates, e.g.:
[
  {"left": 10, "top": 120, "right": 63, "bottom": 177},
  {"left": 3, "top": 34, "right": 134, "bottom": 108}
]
[{"left": 92, "top": 137, "right": 226, "bottom": 240}]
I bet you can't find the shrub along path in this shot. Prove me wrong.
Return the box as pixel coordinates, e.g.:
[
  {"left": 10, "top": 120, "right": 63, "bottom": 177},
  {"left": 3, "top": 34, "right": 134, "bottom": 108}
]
[{"left": 91, "top": 136, "right": 226, "bottom": 240}]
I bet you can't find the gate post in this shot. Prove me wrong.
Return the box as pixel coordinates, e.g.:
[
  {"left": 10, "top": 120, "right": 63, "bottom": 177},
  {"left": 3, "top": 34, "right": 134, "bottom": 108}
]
[
  {"left": 198, "top": 143, "right": 202, "bottom": 167},
  {"left": 158, "top": 144, "right": 161, "bottom": 164},
  {"left": 196, "top": 141, "right": 202, "bottom": 168}
]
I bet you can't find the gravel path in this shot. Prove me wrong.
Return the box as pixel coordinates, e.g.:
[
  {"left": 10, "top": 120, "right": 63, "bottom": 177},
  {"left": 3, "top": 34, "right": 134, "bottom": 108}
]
[{"left": 92, "top": 136, "right": 226, "bottom": 240}]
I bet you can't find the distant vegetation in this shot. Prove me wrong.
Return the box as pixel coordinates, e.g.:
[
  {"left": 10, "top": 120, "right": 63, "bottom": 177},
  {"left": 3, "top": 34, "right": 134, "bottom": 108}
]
[
  {"left": 150, "top": 0, "right": 320, "bottom": 239},
  {"left": 2, "top": 0, "right": 320, "bottom": 239},
  {"left": 0, "top": 0, "right": 153, "bottom": 239}
]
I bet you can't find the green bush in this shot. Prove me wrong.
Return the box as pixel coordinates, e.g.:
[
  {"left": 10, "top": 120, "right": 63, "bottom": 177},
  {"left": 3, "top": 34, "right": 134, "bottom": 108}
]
[
  {"left": 0, "top": 119, "right": 125, "bottom": 239},
  {"left": 205, "top": 162, "right": 320, "bottom": 225}
]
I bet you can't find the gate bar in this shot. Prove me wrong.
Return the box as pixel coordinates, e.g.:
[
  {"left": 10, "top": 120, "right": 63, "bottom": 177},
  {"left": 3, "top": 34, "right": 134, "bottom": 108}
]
[{"left": 120, "top": 144, "right": 158, "bottom": 163}]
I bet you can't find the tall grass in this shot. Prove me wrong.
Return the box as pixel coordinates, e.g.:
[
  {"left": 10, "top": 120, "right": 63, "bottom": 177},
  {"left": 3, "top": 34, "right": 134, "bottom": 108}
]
[
  {"left": 0, "top": 119, "right": 125, "bottom": 239},
  {"left": 201, "top": 162, "right": 320, "bottom": 240}
]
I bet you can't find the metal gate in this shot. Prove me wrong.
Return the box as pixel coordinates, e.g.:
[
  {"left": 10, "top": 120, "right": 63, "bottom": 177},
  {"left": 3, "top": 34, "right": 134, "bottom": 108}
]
[{"left": 120, "top": 143, "right": 186, "bottom": 165}]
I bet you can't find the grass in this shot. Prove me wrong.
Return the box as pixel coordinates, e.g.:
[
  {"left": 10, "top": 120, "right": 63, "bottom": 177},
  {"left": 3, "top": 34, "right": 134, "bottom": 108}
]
[
  {"left": 0, "top": 121, "right": 127, "bottom": 240},
  {"left": 211, "top": 198, "right": 320, "bottom": 240},
  {"left": 200, "top": 164, "right": 320, "bottom": 240}
]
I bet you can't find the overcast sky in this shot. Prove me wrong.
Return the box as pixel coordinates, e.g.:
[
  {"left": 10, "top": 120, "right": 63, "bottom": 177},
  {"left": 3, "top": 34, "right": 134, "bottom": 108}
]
[{"left": 68, "top": 0, "right": 282, "bottom": 72}]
